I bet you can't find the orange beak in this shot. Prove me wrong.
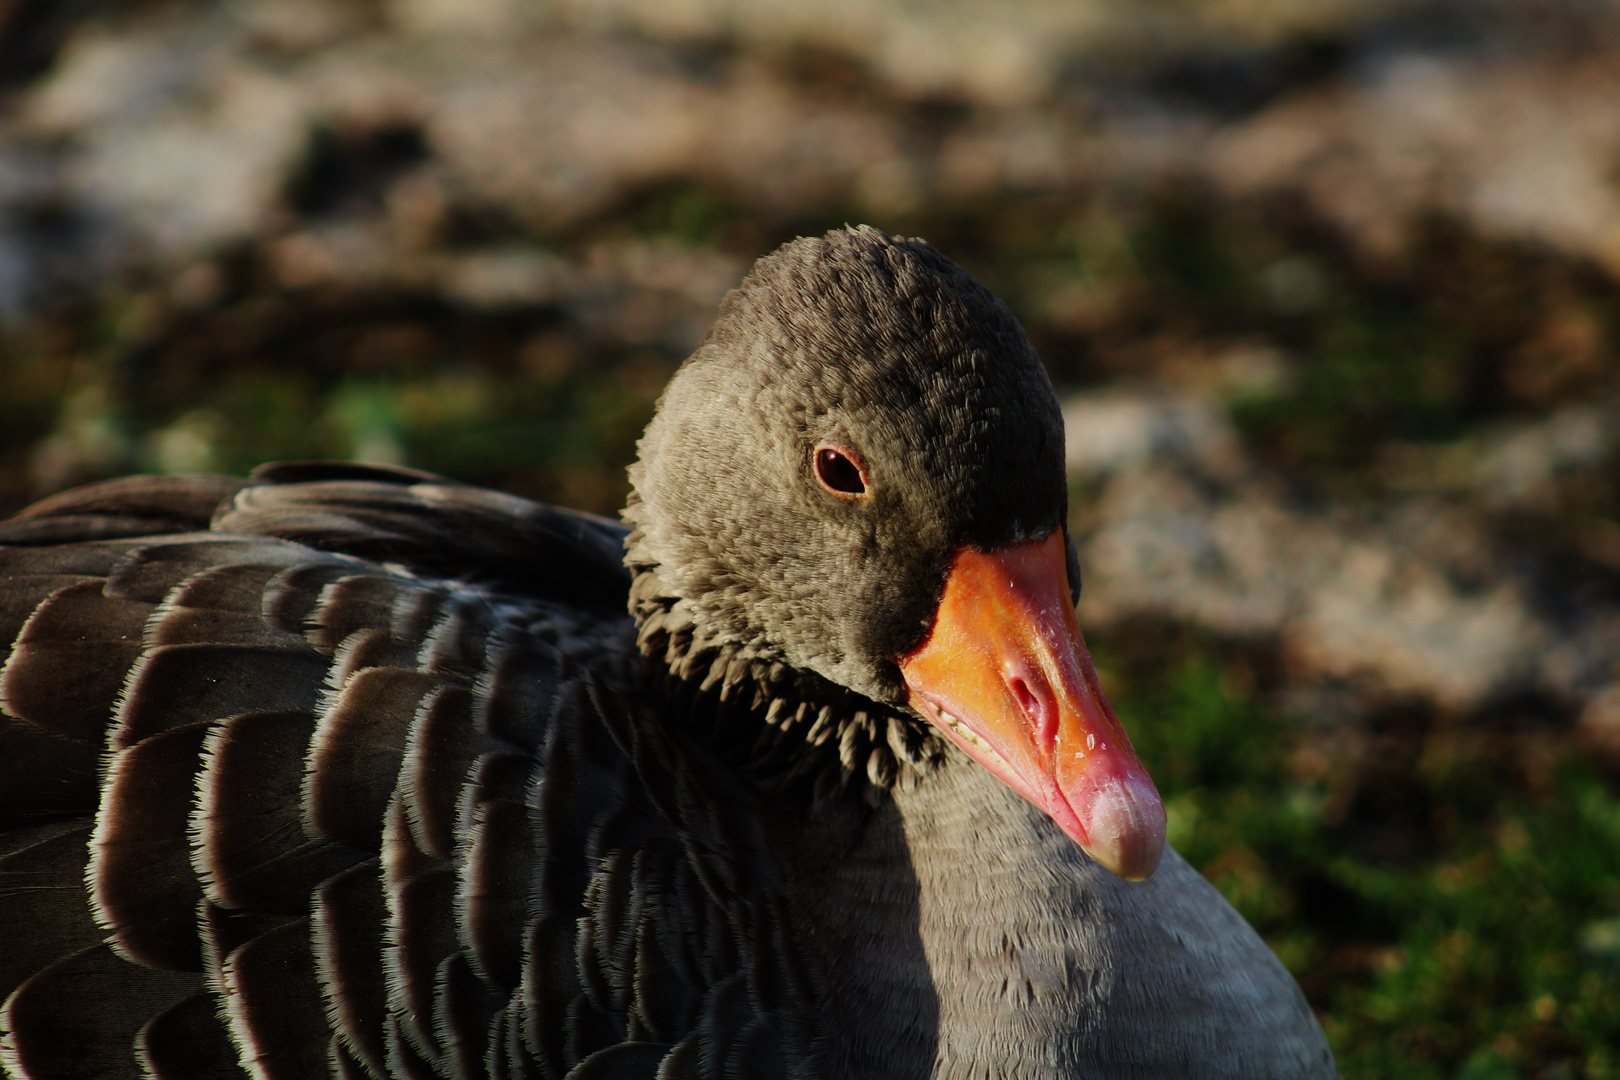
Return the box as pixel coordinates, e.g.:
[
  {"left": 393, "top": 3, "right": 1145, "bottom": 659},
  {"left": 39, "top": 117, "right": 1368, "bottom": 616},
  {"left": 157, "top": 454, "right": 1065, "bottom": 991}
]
[{"left": 899, "top": 533, "right": 1165, "bottom": 881}]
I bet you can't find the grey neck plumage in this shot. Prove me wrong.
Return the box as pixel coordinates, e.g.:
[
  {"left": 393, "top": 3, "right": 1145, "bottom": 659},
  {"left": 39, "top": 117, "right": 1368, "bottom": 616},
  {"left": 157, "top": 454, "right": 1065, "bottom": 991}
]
[{"left": 622, "top": 529, "right": 943, "bottom": 798}]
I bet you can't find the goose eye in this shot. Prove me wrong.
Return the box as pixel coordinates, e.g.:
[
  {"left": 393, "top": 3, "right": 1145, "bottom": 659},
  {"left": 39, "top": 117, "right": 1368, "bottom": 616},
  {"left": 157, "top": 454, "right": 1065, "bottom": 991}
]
[{"left": 813, "top": 445, "right": 869, "bottom": 498}]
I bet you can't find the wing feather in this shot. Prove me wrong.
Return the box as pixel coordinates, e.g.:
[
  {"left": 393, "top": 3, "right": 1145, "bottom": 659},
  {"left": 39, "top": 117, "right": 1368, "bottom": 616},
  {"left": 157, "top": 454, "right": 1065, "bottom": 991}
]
[
  {"left": 312, "top": 860, "right": 391, "bottom": 1080},
  {"left": 0, "top": 580, "right": 151, "bottom": 743},
  {"left": 0, "top": 718, "right": 99, "bottom": 827},
  {"left": 218, "top": 919, "right": 332, "bottom": 1080},
  {"left": 401, "top": 685, "right": 490, "bottom": 860},
  {"left": 91, "top": 721, "right": 213, "bottom": 971},
  {"left": 193, "top": 710, "right": 367, "bottom": 914},
  {"left": 114, "top": 645, "right": 328, "bottom": 750},
  {"left": 136, "top": 993, "right": 249, "bottom": 1080},
  {"left": 305, "top": 667, "right": 443, "bottom": 851},
  {"left": 0, "top": 944, "right": 200, "bottom": 1080},
  {"left": 0, "top": 824, "right": 100, "bottom": 1003}
]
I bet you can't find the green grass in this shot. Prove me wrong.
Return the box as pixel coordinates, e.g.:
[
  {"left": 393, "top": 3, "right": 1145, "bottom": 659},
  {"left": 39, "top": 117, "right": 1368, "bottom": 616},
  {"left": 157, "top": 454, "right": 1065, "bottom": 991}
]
[{"left": 1096, "top": 629, "right": 1620, "bottom": 1078}]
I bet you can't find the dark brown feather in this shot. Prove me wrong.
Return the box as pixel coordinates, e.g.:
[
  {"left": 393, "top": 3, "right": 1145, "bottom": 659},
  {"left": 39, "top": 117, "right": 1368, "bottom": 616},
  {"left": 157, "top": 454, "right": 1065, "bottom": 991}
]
[
  {"left": 489, "top": 997, "right": 545, "bottom": 1080},
  {"left": 307, "top": 667, "right": 445, "bottom": 850},
  {"left": 0, "top": 544, "right": 127, "bottom": 581},
  {"left": 563, "top": 1043, "right": 670, "bottom": 1080},
  {"left": 146, "top": 562, "right": 315, "bottom": 652},
  {"left": 263, "top": 562, "right": 373, "bottom": 639},
  {"left": 434, "top": 951, "right": 504, "bottom": 1080},
  {"left": 104, "top": 539, "right": 309, "bottom": 606},
  {"left": 331, "top": 1039, "right": 373, "bottom": 1080},
  {"left": 457, "top": 796, "right": 531, "bottom": 992},
  {"left": 0, "top": 580, "right": 150, "bottom": 743},
  {"left": 417, "top": 597, "right": 499, "bottom": 684},
  {"left": 401, "top": 685, "right": 488, "bottom": 860},
  {"left": 114, "top": 644, "right": 328, "bottom": 749},
  {"left": 2, "top": 475, "right": 245, "bottom": 535},
  {"left": 474, "top": 640, "right": 567, "bottom": 751},
  {"left": 0, "top": 718, "right": 99, "bottom": 827},
  {"left": 218, "top": 465, "right": 630, "bottom": 618},
  {"left": 312, "top": 575, "right": 434, "bottom": 656},
  {"left": 218, "top": 919, "right": 331, "bottom": 1080},
  {"left": 0, "top": 824, "right": 100, "bottom": 1004},
  {"left": 0, "top": 944, "right": 201, "bottom": 1080},
  {"left": 193, "top": 710, "right": 367, "bottom": 914},
  {"left": 384, "top": 867, "right": 460, "bottom": 1068},
  {"left": 332, "top": 627, "right": 427, "bottom": 685},
  {"left": 90, "top": 721, "right": 214, "bottom": 971},
  {"left": 0, "top": 573, "right": 99, "bottom": 647},
  {"left": 383, "top": 1015, "right": 443, "bottom": 1080},
  {"left": 136, "top": 993, "right": 249, "bottom": 1080},
  {"left": 312, "top": 861, "right": 392, "bottom": 1080}
]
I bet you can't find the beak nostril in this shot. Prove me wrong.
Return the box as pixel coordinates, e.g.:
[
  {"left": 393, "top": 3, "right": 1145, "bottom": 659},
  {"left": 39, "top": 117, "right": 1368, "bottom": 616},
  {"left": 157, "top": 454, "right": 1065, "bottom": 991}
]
[
  {"left": 1008, "top": 676, "right": 1057, "bottom": 751},
  {"left": 1011, "top": 678, "right": 1037, "bottom": 723}
]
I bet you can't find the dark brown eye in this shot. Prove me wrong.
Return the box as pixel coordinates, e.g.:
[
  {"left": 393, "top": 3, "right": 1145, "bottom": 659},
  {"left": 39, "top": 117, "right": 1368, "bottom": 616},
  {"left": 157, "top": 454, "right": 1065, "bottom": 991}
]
[{"left": 813, "top": 444, "right": 869, "bottom": 498}]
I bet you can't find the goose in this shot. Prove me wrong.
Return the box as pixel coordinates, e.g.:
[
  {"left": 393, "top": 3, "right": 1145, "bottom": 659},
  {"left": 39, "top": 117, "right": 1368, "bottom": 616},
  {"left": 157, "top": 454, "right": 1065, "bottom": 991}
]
[{"left": 0, "top": 226, "right": 1336, "bottom": 1080}]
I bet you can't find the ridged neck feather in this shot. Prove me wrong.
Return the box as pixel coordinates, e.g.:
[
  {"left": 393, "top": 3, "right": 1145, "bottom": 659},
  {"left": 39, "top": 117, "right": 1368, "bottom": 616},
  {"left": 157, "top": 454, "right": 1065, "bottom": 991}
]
[{"left": 622, "top": 505, "right": 944, "bottom": 797}]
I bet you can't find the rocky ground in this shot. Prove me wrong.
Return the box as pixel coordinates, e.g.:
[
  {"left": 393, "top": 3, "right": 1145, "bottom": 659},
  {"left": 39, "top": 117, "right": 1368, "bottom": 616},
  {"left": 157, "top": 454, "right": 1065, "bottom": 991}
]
[{"left": 2, "top": 0, "right": 1620, "bottom": 1075}]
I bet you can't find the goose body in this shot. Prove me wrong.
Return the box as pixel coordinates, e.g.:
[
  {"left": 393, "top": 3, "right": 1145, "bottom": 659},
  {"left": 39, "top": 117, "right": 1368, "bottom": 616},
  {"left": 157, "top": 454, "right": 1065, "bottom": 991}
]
[{"left": 0, "top": 228, "right": 1336, "bottom": 1079}]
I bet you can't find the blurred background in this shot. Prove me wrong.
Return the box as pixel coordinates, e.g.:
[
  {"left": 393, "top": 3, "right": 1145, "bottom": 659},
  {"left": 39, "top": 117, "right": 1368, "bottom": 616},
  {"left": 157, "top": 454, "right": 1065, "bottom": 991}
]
[{"left": 2, "top": 0, "right": 1619, "bottom": 1074}]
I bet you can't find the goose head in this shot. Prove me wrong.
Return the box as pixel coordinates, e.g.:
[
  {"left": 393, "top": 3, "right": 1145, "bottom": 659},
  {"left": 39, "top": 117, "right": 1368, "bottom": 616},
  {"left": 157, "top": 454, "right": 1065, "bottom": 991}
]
[{"left": 625, "top": 226, "right": 1165, "bottom": 881}]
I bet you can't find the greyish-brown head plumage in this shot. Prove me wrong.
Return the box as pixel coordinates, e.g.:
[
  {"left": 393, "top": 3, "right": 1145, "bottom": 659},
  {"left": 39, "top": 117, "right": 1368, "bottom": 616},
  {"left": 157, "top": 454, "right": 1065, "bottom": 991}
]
[{"left": 624, "top": 225, "right": 1071, "bottom": 727}]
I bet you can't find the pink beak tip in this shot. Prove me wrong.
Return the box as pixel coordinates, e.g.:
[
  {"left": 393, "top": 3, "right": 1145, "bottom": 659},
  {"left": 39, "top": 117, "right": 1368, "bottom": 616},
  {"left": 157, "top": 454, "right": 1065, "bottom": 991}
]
[{"left": 1071, "top": 772, "right": 1167, "bottom": 882}]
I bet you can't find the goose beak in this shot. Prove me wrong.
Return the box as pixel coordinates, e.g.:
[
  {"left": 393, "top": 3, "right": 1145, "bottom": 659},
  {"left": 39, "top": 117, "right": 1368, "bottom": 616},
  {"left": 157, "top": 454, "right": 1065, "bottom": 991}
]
[{"left": 898, "top": 533, "right": 1166, "bottom": 881}]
